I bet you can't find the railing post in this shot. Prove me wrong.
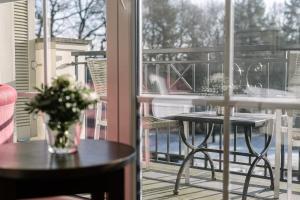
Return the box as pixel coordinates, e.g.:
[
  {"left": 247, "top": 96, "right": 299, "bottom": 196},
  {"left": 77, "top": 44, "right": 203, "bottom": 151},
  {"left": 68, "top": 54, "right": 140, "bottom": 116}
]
[
  {"left": 274, "top": 109, "right": 282, "bottom": 199},
  {"left": 75, "top": 55, "right": 79, "bottom": 81}
]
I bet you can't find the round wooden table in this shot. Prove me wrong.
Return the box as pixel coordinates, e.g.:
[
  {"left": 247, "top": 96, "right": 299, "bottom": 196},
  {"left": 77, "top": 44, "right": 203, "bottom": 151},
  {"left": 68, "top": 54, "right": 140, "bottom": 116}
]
[{"left": 0, "top": 140, "right": 135, "bottom": 200}]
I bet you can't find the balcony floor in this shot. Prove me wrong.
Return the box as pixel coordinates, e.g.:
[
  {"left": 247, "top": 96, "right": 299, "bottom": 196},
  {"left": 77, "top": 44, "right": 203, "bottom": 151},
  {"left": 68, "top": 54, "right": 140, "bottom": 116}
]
[{"left": 142, "top": 162, "right": 300, "bottom": 200}]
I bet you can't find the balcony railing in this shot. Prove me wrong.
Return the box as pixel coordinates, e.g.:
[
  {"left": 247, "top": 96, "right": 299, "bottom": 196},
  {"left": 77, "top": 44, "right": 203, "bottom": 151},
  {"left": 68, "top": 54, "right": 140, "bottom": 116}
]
[
  {"left": 70, "top": 46, "right": 300, "bottom": 183},
  {"left": 142, "top": 45, "right": 290, "bottom": 96}
]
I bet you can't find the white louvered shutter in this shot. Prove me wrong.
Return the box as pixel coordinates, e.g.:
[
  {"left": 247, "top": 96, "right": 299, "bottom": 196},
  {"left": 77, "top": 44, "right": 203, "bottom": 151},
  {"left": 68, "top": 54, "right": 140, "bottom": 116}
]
[{"left": 14, "top": 0, "right": 31, "bottom": 140}]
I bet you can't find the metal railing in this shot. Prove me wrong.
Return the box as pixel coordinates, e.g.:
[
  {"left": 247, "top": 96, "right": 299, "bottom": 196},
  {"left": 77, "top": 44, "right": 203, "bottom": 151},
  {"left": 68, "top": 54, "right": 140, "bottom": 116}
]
[
  {"left": 71, "top": 51, "right": 106, "bottom": 82},
  {"left": 140, "top": 46, "right": 300, "bottom": 183},
  {"left": 142, "top": 45, "right": 290, "bottom": 95},
  {"left": 147, "top": 121, "right": 300, "bottom": 183},
  {"left": 70, "top": 46, "right": 300, "bottom": 183}
]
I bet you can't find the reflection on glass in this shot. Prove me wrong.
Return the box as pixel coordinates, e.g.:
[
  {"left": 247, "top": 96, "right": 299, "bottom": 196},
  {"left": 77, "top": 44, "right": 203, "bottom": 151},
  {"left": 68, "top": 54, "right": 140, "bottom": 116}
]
[
  {"left": 141, "top": 0, "right": 300, "bottom": 199},
  {"left": 233, "top": 0, "right": 300, "bottom": 199},
  {"left": 142, "top": 0, "right": 225, "bottom": 96},
  {"left": 141, "top": 0, "right": 227, "bottom": 199},
  {"left": 234, "top": 0, "right": 300, "bottom": 99}
]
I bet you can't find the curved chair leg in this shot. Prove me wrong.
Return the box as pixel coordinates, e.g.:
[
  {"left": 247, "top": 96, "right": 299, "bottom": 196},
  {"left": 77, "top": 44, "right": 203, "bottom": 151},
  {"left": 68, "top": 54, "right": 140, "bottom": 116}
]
[
  {"left": 174, "top": 149, "right": 215, "bottom": 195},
  {"left": 242, "top": 157, "right": 261, "bottom": 200}
]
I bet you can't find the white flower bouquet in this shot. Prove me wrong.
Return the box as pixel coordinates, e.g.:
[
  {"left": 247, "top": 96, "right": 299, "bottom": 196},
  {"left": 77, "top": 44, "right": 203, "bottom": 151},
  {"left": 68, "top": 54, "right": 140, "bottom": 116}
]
[{"left": 25, "top": 75, "right": 98, "bottom": 153}]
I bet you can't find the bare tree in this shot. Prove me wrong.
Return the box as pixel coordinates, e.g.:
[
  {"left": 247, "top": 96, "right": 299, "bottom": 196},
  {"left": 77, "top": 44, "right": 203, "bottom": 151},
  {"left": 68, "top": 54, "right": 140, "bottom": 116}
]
[
  {"left": 142, "top": 0, "right": 224, "bottom": 49},
  {"left": 70, "top": 0, "right": 106, "bottom": 49},
  {"left": 35, "top": 0, "right": 106, "bottom": 50},
  {"left": 35, "top": 0, "right": 75, "bottom": 38}
]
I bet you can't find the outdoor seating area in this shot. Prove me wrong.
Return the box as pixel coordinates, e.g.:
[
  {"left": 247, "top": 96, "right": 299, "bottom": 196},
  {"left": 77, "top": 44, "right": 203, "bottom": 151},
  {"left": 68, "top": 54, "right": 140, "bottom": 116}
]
[{"left": 140, "top": 108, "right": 300, "bottom": 199}]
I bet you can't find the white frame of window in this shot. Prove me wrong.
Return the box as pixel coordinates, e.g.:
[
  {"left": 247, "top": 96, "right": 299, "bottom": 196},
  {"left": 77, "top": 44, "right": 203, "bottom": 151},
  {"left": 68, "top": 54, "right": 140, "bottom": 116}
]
[{"left": 223, "top": 0, "right": 234, "bottom": 198}]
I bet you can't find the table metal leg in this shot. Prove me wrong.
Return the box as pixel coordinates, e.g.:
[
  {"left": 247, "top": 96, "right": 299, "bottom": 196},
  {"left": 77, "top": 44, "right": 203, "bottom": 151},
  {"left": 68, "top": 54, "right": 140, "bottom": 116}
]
[
  {"left": 173, "top": 148, "right": 215, "bottom": 195},
  {"left": 174, "top": 122, "right": 215, "bottom": 195},
  {"left": 242, "top": 125, "right": 274, "bottom": 200},
  {"left": 183, "top": 121, "right": 190, "bottom": 184}
]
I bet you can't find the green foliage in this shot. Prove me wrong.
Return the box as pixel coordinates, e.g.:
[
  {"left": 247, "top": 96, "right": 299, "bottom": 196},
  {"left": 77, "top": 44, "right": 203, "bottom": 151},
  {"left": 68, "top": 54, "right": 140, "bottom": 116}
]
[
  {"left": 25, "top": 75, "right": 98, "bottom": 133},
  {"left": 142, "top": 0, "right": 224, "bottom": 49},
  {"left": 235, "top": 0, "right": 267, "bottom": 31},
  {"left": 282, "top": 0, "right": 300, "bottom": 43}
]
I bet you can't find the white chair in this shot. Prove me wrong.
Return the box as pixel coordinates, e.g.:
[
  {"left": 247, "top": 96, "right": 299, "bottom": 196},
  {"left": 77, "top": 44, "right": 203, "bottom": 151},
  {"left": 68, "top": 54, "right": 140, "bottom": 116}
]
[
  {"left": 87, "top": 59, "right": 107, "bottom": 140},
  {"left": 141, "top": 74, "right": 193, "bottom": 173},
  {"left": 283, "top": 111, "right": 300, "bottom": 200}
]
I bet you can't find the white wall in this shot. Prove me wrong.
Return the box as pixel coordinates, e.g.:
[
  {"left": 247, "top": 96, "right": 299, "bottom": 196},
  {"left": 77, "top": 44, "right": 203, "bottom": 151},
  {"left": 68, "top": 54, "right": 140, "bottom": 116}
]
[{"left": 0, "top": 2, "right": 14, "bottom": 84}]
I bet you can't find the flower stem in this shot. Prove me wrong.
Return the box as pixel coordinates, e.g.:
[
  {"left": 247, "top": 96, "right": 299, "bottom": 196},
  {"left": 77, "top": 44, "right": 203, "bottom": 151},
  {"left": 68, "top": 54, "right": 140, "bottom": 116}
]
[{"left": 54, "top": 132, "right": 68, "bottom": 148}]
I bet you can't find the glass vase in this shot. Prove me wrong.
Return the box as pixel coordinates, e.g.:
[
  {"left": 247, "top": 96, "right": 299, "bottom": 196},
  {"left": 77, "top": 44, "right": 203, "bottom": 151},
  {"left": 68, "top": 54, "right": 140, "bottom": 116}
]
[{"left": 44, "top": 114, "right": 83, "bottom": 154}]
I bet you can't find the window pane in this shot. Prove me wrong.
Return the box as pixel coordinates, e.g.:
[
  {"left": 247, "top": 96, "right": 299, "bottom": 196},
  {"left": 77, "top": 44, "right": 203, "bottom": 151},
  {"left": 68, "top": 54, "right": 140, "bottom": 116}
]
[
  {"left": 40, "top": 0, "right": 107, "bottom": 140},
  {"left": 234, "top": 0, "right": 300, "bottom": 98},
  {"left": 234, "top": 0, "right": 300, "bottom": 198},
  {"left": 141, "top": 0, "right": 226, "bottom": 199}
]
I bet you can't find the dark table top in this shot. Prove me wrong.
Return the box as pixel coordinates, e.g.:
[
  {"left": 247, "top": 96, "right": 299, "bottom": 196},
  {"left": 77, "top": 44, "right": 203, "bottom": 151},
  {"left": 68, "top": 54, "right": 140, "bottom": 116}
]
[
  {"left": 166, "top": 111, "right": 274, "bottom": 127},
  {"left": 0, "top": 140, "right": 135, "bottom": 179}
]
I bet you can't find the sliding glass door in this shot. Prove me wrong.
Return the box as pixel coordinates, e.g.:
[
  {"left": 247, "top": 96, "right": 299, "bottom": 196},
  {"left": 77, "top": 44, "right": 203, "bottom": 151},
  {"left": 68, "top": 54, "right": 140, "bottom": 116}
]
[
  {"left": 138, "top": 0, "right": 300, "bottom": 199},
  {"left": 139, "top": 0, "right": 227, "bottom": 199}
]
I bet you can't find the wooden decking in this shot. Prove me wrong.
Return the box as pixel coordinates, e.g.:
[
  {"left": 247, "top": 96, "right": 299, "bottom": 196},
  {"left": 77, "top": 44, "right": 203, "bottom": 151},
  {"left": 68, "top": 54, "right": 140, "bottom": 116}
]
[{"left": 142, "top": 162, "right": 300, "bottom": 200}]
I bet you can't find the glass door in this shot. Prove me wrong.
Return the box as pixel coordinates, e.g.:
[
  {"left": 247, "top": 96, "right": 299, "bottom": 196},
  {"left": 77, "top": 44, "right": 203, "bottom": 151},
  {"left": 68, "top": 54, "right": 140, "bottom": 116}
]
[
  {"left": 231, "top": 0, "right": 300, "bottom": 199},
  {"left": 139, "top": 0, "right": 227, "bottom": 199},
  {"left": 138, "top": 0, "right": 300, "bottom": 199}
]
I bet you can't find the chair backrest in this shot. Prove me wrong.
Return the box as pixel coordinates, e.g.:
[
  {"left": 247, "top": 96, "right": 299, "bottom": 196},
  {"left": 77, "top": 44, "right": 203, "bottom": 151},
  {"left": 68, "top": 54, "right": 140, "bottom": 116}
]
[
  {"left": 0, "top": 84, "right": 17, "bottom": 144},
  {"left": 152, "top": 98, "right": 193, "bottom": 118},
  {"left": 87, "top": 59, "right": 107, "bottom": 97},
  {"left": 149, "top": 74, "right": 193, "bottom": 117}
]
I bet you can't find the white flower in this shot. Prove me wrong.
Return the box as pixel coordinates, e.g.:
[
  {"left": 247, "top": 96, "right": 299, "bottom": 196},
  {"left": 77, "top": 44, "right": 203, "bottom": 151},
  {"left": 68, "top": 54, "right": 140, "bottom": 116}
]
[
  {"left": 53, "top": 74, "right": 76, "bottom": 88},
  {"left": 89, "top": 92, "right": 99, "bottom": 101},
  {"left": 65, "top": 103, "right": 71, "bottom": 108},
  {"left": 60, "top": 74, "right": 75, "bottom": 83},
  {"left": 210, "top": 73, "right": 223, "bottom": 83},
  {"left": 81, "top": 92, "right": 98, "bottom": 102},
  {"left": 81, "top": 93, "right": 89, "bottom": 101}
]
